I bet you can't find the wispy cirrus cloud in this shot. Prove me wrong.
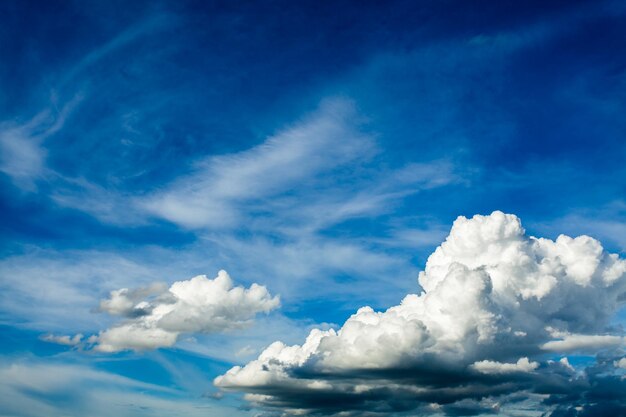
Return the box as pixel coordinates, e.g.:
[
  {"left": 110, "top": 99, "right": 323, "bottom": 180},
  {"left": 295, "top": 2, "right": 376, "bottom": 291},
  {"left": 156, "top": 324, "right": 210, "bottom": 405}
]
[
  {"left": 6, "top": 94, "right": 463, "bottom": 237},
  {"left": 138, "top": 98, "right": 377, "bottom": 229},
  {"left": 0, "top": 359, "right": 244, "bottom": 417},
  {"left": 134, "top": 98, "right": 462, "bottom": 234},
  {"left": 5, "top": 97, "right": 460, "bottom": 320},
  {"left": 0, "top": 12, "right": 176, "bottom": 196},
  {"left": 0, "top": 96, "right": 81, "bottom": 191}
]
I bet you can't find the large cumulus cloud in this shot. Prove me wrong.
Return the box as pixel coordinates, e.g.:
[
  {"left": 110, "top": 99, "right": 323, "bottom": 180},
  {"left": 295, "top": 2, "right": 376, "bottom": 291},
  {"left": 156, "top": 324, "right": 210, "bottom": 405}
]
[{"left": 214, "top": 211, "right": 626, "bottom": 416}]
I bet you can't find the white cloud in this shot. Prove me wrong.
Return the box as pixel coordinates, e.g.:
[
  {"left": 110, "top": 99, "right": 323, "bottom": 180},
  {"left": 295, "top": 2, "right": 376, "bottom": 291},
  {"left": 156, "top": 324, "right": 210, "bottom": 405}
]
[
  {"left": 139, "top": 98, "right": 376, "bottom": 229},
  {"left": 0, "top": 360, "right": 245, "bottom": 417},
  {"left": 209, "top": 234, "right": 416, "bottom": 305},
  {"left": 0, "top": 98, "right": 79, "bottom": 191},
  {"left": 471, "top": 357, "right": 539, "bottom": 374},
  {"left": 40, "top": 333, "right": 84, "bottom": 346},
  {"left": 133, "top": 98, "right": 461, "bottom": 233},
  {"left": 0, "top": 98, "right": 460, "bottom": 336},
  {"left": 615, "top": 357, "right": 626, "bottom": 369},
  {"left": 99, "top": 282, "right": 168, "bottom": 317},
  {"left": 0, "top": 122, "right": 45, "bottom": 190},
  {"left": 0, "top": 248, "right": 165, "bottom": 331},
  {"left": 215, "top": 211, "right": 626, "bottom": 414},
  {"left": 51, "top": 176, "right": 148, "bottom": 226},
  {"left": 5, "top": 95, "right": 465, "bottom": 248},
  {"left": 94, "top": 270, "right": 279, "bottom": 352},
  {"left": 0, "top": 238, "right": 413, "bottom": 355},
  {"left": 541, "top": 334, "right": 626, "bottom": 352},
  {"left": 533, "top": 205, "right": 626, "bottom": 253}
]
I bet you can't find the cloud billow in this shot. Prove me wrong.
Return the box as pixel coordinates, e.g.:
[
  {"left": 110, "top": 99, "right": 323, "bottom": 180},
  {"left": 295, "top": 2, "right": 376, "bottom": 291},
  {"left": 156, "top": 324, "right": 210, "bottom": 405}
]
[
  {"left": 90, "top": 270, "right": 280, "bottom": 352},
  {"left": 214, "top": 211, "right": 626, "bottom": 416}
]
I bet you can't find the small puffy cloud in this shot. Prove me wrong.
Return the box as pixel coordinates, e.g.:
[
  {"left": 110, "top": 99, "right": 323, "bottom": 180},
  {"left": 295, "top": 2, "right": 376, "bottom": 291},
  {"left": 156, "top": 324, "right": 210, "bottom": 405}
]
[
  {"left": 92, "top": 270, "right": 279, "bottom": 352},
  {"left": 215, "top": 211, "right": 626, "bottom": 416},
  {"left": 558, "top": 357, "right": 575, "bottom": 372},
  {"left": 615, "top": 357, "right": 626, "bottom": 370},
  {"left": 471, "top": 357, "right": 538, "bottom": 374},
  {"left": 99, "top": 282, "right": 167, "bottom": 317},
  {"left": 41, "top": 333, "right": 84, "bottom": 347}
]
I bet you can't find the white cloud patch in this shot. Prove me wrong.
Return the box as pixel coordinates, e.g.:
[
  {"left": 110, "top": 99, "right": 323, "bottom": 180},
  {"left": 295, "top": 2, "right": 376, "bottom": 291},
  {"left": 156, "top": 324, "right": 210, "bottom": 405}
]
[
  {"left": 215, "top": 211, "right": 626, "bottom": 415},
  {"left": 541, "top": 334, "right": 626, "bottom": 352},
  {"left": 1, "top": 98, "right": 461, "bottom": 337},
  {"left": 40, "top": 333, "right": 84, "bottom": 347},
  {"left": 0, "top": 360, "right": 245, "bottom": 417},
  {"left": 139, "top": 98, "right": 377, "bottom": 229},
  {"left": 93, "top": 270, "right": 279, "bottom": 352},
  {"left": 0, "top": 97, "right": 79, "bottom": 191},
  {"left": 133, "top": 98, "right": 461, "bottom": 232},
  {"left": 0, "top": 240, "right": 412, "bottom": 360},
  {"left": 471, "top": 357, "right": 539, "bottom": 374},
  {"left": 99, "top": 282, "right": 168, "bottom": 317},
  {"left": 0, "top": 248, "right": 167, "bottom": 332}
]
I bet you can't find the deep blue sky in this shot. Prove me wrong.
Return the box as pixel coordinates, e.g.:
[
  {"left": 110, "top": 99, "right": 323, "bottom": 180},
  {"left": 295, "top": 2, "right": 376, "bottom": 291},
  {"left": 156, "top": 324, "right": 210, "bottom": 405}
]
[{"left": 0, "top": 1, "right": 625, "bottom": 416}]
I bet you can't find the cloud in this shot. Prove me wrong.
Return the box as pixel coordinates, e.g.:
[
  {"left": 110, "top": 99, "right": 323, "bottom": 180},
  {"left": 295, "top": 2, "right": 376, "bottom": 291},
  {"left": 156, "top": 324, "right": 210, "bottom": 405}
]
[
  {"left": 50, "top": 177, "right": 149, "bottom": 226},
  {"left": 470, "top": 357, "right": 539, "bottom": 374},
  {"left": 0, "top": 97, "right": 80, "bottom": 191},
  {"left": 59, "top": 14, "right": 175, "bottom": 89},
  {"left": 0, "top": 239, "right": 412, "bottom": 359},
  {"left": 0, "top": 248, "right": 167, "bottom": 331},
  {"left": 209, "top": 234, "right": 416, "bottom": 304},
  {"left": 92, "top": 270, "right": 279, "bottom": 352},
  {"left": 98, "top": 282, "right": 168, "bottom": 317},
  {"left": 135, "top": 98, "right": 461, "bottom": 232},
  {"left": 35, "top": 96, "right": 462, "bottom": 252},
  {"left": 138, "top": 98, "right": 377, "bottom": 229},
  {"left": 215, "top": 211, "right": 626, "bottom": 416},
  {"left": 0, "top": 359, "right": 246, "bottom": 417},
  {"left": 0, "top": 94, "right": 461, "bottom": 326},
  {"left": 532, "top": 204, "right": 626, "bottom": 253},
  {"left": 541, "top": 334, "right": 626, "bottom": 352},
  {"left": 40, "top": 333, "right": 84, "bottom": 347},
  {"left": 0, "top": 13, "right": 175, "bottom": 205}
]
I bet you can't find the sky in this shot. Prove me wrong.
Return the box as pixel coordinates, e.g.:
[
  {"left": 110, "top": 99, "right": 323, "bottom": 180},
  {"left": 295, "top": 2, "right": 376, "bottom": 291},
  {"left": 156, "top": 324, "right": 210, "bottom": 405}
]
[{"left": 0, "top": 1, "right": 626, "bottom": 416}]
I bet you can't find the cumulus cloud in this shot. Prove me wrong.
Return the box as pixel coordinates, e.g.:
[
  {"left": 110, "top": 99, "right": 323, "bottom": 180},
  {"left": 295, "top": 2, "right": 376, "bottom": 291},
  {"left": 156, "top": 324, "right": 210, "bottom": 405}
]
[
  {"left": 40, "top": 333, "right": 84, "bottom": 347},
  {"left": 470, "top": 357, "right": 538, "bottom": 374},
  {"left": 98, "top": 282, "right": 168, "bottom": 317},
  {"left": 215, "top": 211, "right": 626, "bottom": 416},
  {"left": 90, "top": 270, "right": 279, "bottom": 352}
]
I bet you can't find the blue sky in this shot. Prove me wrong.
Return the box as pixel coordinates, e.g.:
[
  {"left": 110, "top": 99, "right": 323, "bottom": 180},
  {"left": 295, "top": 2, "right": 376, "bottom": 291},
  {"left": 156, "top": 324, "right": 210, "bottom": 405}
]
[{"left": 1, "top": 1, "right": 626, "bottom": 416}]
